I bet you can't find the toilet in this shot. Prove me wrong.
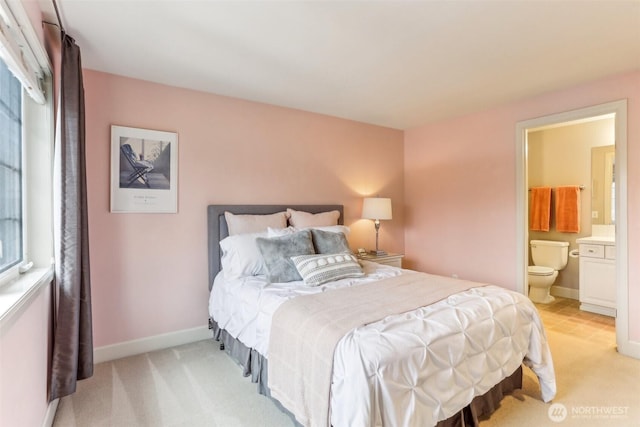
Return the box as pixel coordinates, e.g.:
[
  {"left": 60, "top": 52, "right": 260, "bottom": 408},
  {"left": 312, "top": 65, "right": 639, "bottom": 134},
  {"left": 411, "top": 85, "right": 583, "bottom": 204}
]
[{"left": 528, "top": 239, "right": 569, "bottom": 303}]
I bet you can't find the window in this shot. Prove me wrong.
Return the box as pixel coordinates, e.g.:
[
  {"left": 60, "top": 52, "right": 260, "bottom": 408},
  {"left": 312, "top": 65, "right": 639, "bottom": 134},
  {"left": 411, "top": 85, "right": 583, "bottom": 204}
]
[
  {"left": 0, "top": 57, "right": 22, "bottom": 276},
  {"left": 0, "top": 0, "right": 52, "bottom": 290}
]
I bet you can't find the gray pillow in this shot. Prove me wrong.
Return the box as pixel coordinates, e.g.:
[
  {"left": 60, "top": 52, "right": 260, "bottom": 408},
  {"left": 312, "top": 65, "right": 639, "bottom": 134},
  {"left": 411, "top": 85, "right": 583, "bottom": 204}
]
[
  {"left": 256, "top": 230, "right": 315, "bottom": 283},
  {"left": 310, "top": 229, "right": 351, "bottom": 254}
]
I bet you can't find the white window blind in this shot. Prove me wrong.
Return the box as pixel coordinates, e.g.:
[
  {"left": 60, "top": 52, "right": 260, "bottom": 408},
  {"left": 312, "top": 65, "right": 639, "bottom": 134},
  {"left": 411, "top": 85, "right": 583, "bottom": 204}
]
[{"left": 0, "top": 0, "right": 45, "bottom": 104}]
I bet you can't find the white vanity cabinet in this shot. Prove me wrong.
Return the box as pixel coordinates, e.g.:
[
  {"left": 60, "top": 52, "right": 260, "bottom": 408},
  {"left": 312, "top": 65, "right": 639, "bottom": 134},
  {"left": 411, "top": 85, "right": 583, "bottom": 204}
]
[{"left": 577, "top": 237, "right": 616, "bottom": 317}]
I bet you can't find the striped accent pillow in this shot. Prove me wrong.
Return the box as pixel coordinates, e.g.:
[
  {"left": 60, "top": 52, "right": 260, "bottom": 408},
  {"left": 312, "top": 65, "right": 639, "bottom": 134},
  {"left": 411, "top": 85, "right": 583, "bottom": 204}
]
[{"left": 291, "top": 253, "right": 364, "bottom": 286}]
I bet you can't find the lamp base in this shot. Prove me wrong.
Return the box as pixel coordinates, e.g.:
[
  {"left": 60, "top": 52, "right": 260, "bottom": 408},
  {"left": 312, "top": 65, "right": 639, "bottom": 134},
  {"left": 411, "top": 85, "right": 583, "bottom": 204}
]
[{"left": 369, "top": 250, "right": 387, "bottom": 256}]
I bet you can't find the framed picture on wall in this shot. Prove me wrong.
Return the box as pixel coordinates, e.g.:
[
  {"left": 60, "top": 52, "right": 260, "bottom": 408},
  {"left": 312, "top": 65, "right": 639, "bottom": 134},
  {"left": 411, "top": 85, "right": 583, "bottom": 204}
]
[{"left": 110, "top": 125, "right": 178, "bottom": 213}]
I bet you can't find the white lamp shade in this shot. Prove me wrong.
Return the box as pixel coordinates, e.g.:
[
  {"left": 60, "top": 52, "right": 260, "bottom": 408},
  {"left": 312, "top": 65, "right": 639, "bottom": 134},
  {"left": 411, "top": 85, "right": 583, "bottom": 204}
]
[{"left": 362, "top": 197, "right": 392, "bottom": 220}]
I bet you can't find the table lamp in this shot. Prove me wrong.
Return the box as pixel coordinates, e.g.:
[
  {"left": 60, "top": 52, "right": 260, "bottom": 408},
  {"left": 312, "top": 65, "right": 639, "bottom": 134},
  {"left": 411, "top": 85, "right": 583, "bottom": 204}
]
[{"left": 362, "top": 197, "right": 392, "bottom": 255}]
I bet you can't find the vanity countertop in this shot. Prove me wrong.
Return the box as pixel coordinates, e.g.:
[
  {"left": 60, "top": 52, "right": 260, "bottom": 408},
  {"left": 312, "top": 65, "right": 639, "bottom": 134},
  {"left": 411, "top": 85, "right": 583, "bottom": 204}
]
[{"left": 576, "top": 236, "right": 615, "bottom": 245}]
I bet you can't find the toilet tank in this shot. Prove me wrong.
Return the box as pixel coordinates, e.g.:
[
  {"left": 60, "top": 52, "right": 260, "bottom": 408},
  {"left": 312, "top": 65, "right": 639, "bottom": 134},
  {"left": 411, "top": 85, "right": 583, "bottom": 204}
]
[{"left": 530, "top": 240, "right": 569, "bottom": 270}]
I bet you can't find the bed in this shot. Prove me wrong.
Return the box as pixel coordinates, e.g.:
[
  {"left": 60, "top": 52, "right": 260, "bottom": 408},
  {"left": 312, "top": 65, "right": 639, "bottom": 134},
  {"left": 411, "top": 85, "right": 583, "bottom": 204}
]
[{"left": 207, "top": 204, "right": 556, "bottom": 427}]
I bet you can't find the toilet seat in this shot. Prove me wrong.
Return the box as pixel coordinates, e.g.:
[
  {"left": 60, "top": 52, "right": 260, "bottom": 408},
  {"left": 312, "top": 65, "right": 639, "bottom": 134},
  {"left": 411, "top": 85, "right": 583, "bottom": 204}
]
[{"left": 528, "top": 266, "right": 555, "bottom": 276}]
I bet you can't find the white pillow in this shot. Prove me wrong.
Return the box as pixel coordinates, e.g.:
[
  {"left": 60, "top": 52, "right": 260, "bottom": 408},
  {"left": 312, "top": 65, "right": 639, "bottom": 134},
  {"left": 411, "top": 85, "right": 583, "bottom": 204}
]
[
  {"left": 291, "top": 253, "right": 364, "bottom": 286},
  {"left": 219, "top": 232, "right": 267, "bottom": 278},
  {"left": 225, "top": 211, "right": 288, "bottom": 236},
  {"left": 267, "top": 226, "right": 297, "bottom": 237}
]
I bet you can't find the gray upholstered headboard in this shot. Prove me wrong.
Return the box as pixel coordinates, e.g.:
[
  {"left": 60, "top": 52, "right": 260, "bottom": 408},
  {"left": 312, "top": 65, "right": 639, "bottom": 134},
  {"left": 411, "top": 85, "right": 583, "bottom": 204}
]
[{"left": 207, "top": 204, "right": 344, "bottom": 289}]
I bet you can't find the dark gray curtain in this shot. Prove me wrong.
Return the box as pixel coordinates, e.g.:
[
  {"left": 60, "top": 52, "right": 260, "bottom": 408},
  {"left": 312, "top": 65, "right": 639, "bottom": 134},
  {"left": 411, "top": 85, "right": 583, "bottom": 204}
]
[{"left": 50, "top": 32, "right": 93, "bottom": 402}]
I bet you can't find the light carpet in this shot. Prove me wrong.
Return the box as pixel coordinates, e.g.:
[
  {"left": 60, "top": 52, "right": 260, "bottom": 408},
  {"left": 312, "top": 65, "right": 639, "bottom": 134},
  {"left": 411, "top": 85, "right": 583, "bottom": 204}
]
[
  {"left": 53, "top": 330, "right": 640, "bottom": 426},
  {"left": 53, "top": 340, "right": 294, "bottom": 427}
]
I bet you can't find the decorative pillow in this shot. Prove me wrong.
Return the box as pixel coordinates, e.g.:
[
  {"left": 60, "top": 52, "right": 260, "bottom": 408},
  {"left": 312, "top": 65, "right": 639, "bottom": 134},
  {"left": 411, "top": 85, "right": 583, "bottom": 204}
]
[
  {"left": 225, "top": 211, "right": 287, "bottom": 236},
  {"left": 309, "top": 225, "right": 350, "bottom": 235},
  {"left": 310, "top": 229, "right": 351, "bottom": 254},
  {"left": 219, "top": 232, "right": 267, "bottom": 278},
  {"left": 256, "top": 230, "right": 315, "bottom": 283},
  {"left": 291, "top": 253, "right": 364, "bottom": 286},
  {"left": 286, "top": 208, "right": 340, "bottom": 228},
  {"left": 268, "top": 225, "right": 350, "bottom": 238}
]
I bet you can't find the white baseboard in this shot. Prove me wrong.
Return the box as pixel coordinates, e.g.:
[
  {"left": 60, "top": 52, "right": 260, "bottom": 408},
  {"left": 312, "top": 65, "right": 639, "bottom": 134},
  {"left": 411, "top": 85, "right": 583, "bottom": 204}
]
[
  {"left": 42, "top": 399, "right": 58, "bottom": 427},
  {"left": 550, "top": 285, "right": 579, "bottom": 300},
  {"left": 618, "top": 338, "right": 640, "bottom": 359},
  {"left": 94, "top": 325, "right": 212, "bottom": 364},
  {"left": 580, "top": 302, "right": 616, "bottom": 317}
]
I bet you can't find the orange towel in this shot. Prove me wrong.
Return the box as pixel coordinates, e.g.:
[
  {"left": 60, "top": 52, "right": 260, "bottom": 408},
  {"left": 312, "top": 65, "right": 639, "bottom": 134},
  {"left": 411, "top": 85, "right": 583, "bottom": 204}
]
[
  {"left": 530, "top": 187, "right": 551, "bottom": 231},
  {"left": 555, "top": 186, "right": 580, "bottom": 233}
]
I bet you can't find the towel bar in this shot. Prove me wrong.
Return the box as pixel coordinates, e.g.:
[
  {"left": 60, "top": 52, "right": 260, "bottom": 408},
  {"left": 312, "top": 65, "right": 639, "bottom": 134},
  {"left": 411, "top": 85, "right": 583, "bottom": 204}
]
[{"left": 529, "top": 185, "right": 584, "bottom": 191}]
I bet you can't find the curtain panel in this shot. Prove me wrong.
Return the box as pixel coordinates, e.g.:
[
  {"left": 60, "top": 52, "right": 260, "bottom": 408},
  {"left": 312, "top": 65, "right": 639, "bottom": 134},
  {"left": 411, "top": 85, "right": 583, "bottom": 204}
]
[{"left": 50, "top": 32, "right": 93, "bottom": 401}]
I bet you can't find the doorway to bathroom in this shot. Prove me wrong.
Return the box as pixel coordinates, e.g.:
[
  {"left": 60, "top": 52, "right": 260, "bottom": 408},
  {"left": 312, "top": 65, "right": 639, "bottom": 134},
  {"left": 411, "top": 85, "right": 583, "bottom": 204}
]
[
  {"left": 528, "top": 116, "right": 613, "bottom": 302},
  {"left": 515, "top": 100, "right": 631, "bottom": 356}
]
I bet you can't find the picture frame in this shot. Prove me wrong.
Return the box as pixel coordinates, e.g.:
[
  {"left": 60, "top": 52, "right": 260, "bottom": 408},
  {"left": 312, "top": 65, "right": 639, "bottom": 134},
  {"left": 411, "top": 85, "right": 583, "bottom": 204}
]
[{"left": 110, "top": 125, "right": 178, "bottom": 213}]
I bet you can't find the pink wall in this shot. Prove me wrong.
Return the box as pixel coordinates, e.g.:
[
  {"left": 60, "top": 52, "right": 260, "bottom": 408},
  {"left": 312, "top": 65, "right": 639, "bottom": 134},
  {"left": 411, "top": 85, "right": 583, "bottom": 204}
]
[
  {"left": 404, "top": 70, "right": 640, "bottom": 341},
  {"left": 0, "top": 284, "right": 53, "bottom": 427},
  {"left": 83, "top": 70, "right": 404, "bottom": 347},
  {"left": 22, "top": 1, "right": 44, "bottom": 42}
]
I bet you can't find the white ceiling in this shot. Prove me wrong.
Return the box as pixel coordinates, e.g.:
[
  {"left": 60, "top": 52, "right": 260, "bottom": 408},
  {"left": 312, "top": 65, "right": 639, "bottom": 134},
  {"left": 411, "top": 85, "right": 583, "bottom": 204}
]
[{"left": 38, "top": 1, "right": 640, "bottom": 130}]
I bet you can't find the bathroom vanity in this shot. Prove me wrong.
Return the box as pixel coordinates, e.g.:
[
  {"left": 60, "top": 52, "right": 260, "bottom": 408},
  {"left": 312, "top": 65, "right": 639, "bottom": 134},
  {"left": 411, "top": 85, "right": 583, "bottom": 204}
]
[{"left": 576, "top": 236, "right": 616, "bottom": 317}]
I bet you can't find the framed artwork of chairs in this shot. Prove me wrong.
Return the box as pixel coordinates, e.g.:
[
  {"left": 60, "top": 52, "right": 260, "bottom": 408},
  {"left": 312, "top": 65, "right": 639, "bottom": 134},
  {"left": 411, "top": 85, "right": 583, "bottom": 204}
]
[{"left": 110, "top": 125, "right": 178, "bottom": 213}]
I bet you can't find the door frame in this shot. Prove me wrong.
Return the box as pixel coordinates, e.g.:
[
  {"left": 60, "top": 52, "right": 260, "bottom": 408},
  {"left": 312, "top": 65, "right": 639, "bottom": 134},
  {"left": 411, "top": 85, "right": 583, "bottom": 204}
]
[{"left": 515, "top": 99, "right": 638, "bottom": 358}]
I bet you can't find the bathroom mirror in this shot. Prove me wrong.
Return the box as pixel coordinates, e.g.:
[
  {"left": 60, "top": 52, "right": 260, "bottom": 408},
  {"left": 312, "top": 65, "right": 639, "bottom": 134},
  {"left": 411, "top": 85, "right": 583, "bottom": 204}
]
[{"left": 591, "top": 145, "right": 615, "bottom": 225}]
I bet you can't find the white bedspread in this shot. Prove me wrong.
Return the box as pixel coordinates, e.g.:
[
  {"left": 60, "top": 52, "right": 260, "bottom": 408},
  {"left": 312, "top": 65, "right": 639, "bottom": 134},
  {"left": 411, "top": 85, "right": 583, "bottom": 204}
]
[
  {"left": 209, "top": 262, "right": 556, "bottom": 426},
  {"left": 209, "top": 260, "right": 402, "bottom": 355}
]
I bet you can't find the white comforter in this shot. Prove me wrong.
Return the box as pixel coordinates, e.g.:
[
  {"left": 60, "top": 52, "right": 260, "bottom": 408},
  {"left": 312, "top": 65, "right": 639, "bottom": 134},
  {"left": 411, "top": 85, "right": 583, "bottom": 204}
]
[{"left": 209, "top": 262, "right": 556, "bottom": 426}]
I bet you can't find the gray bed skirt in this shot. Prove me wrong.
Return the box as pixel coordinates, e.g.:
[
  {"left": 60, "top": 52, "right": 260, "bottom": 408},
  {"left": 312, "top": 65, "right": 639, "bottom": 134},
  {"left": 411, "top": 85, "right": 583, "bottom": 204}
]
[{"left": 209, "top": 318, "right": 523, "bottom": 427}]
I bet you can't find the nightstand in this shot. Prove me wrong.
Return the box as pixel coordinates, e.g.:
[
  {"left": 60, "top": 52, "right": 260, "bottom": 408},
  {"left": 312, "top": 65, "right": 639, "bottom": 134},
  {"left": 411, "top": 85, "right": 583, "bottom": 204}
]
[{"left": 357, "top": 252, "right": 404, "bottom": 268}]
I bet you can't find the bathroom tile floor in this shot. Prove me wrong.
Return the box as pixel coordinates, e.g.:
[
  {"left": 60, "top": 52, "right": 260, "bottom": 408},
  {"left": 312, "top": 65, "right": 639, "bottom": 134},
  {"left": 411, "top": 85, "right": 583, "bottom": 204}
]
[{"left": 534, "top": 296, "right": 616, "bottom": 348}]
